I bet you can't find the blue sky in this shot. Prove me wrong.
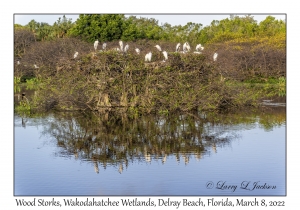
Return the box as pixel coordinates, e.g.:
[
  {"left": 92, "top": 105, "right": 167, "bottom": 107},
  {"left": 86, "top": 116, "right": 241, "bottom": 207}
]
[{"left": 14, "top": 14, "right": 286, "bottom": 27}]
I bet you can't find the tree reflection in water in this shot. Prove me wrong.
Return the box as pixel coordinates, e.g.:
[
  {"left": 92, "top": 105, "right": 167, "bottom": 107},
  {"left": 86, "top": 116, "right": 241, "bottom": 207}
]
[{"left": 34, "top": 106, "right": 285, "bottom": 174}]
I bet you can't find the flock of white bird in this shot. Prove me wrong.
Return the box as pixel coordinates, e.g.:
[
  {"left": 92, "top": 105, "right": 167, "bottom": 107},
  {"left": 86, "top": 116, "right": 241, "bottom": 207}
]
[
  {"left": 16, "top": 39, "right": 218, "bottom": 70},
  {"left": 73, "top": 40, "right": 218, "bottom": 63},
  {"left": 17, "top": 39, "right": 218, "bottom": 70}
]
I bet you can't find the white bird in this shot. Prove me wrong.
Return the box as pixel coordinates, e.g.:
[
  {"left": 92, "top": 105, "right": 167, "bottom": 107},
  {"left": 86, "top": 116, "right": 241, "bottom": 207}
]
[
  {"left": 102, "top": 43, "right": 107, "bottom": 50},
  {"left": 176, "top": 43, "right": 181, "bottom": 52},
  {"left": 74, "top": 51, "right": 78, "bottom": 59},
  {"left": 124, "top": 44, "right": 129, "bottom": 53},
  {"left": 119, "top": 40, "right": 124, "bottom": 52},
  {"left": 34, "top": 64, "right": 39, "bottom": 69},
  {"left": 155, "top": 45, "right": 162, "bottom": 51},
  {"left": 213, "top": 52, "right": 218, "bottom": 61},
  {"left": 183, "top": 42, "right": 190, "bottom": 53},
  {"left": 94, "top": 40, "right": 99, "bottom": 51},
  {"left": 162, "top": 51, "right": 168, "bottom": 61},
  {"left": 135, "top": 48, "right": 140, "bottom": 54},
  {"left": 183, "top": 43, "right": 187, "bottom": 52},
  {"left": 196, "top": 44, "right": 204, "bottom": 52},
  {"left": 194, "top": 51, "right": 202, "bottom": 54},
  {"left": 145, "top": 52, "right": 152, "bottom": 62},
  {"left": 113, "top": 47, "right": 120, "bottom": 51},
  {"left": 17, "top": 60, "right": 20, "bottom": 65}
]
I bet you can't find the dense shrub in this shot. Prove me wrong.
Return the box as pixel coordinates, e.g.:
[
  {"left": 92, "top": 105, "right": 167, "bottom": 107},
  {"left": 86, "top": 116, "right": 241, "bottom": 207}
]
[
  {"left": 203, "top": 35, "right": 286, "bottom": 81},
  {"left": 17, "top": 37, "right": 92, "bottom": 78},
  {"left": 14, "top": 28, "right": 36, "bottom": 58},
  {"left": 15, "top": 36, "right": 285, "bottom": 113}
]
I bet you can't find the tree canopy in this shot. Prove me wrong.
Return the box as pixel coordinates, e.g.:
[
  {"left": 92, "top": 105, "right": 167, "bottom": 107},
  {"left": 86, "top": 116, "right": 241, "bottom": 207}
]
[
  {"left": 68, "top": 14, "right": 125, "bottom": 42},
  {"left": 16, "top": 15, "right": 286, "bottom": 47}
]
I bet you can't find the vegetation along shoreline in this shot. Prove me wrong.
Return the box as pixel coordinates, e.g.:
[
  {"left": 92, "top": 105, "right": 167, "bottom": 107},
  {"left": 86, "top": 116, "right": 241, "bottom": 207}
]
[{"left": 14, "top": 14, "right": 286, "bottom": 116}]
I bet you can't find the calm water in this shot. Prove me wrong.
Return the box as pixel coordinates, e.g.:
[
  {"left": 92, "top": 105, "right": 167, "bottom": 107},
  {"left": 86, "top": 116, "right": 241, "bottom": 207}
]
[{"left": 14, "top": 103, "right": 286, "bottom": 196}]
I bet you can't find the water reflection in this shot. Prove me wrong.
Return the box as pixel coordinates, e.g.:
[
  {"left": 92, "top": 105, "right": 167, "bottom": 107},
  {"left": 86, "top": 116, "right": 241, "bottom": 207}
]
[{"left": 15, "top": 105, "right": 285, "bottom": 174}]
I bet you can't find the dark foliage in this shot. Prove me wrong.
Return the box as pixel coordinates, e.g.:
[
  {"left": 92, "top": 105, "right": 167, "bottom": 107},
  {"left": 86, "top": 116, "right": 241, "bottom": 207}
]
[
  {"left": 14, "top": 28, "right": 36, "bottom": 58},
  {"left": 18, "top": 38, "right": 92, "bottom": 78}
]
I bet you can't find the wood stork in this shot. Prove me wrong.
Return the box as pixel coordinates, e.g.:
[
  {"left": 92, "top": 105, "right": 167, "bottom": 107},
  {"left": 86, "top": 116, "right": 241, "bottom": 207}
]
[
  {"left": 34, "top": 64, "right": 39, "bottom": 69},
  {"left": 155, "top": 45, "right": 162, "bottom": 51},
  {"left": 196, "top": 44, "right": 204, "bottom": 52},
  {"left": 119, "top": 40, "right": 124, "bottom": 52},
  {"left": 135, "top": 48, "right": 140, "bottom": 54},
  {"left": 162, "top": 51, "right": 168, "bottom": 61},
  {"left": 145, "top": 52, "right": 152, "bottom": 62},
  {"left": 176, "top": 43, "right": 181, "bottom": 52},
  {"left": 74, "top": 51, "right": 78, "bottom": 59},
  {"left": 213, "top": 52, "right": 218, "bottom": 61},
  {"left": 183, "top": 42, "right": 190, "bottom": 53},
  {"left": 94, "top": 40, "right": 99, "bottom": 51},
  {"left": 124, "top": 44, "right": 129, "bottom": 53},
  {"left": 102, "top": 43, "right": 107, "bottom": 50}
]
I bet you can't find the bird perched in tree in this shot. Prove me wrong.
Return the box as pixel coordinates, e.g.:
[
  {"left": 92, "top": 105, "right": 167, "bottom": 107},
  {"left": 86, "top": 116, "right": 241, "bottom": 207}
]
[
  {"left": 183, "top": 42, "right": 190, "bottom": 53},
  {"left": 74, "top": 51, "right": 78, "bottom": 59},
  {"left": 135, "top": 48, "right": 140, "bottom": 54},
  {"left": 124, "top": 44, "right": 129, "bottom": 53},
  {"left": 94, "top": 40, "right": 99, "bottom": 51},
  {"left": 145, "top": 52, "right": 152, "bottom": 62},
  {"left": 155, "top": 45, "right": 162, "bottom": 51},
  {"left": 162, "top": 51, "right": 168, "bottom": 61},
  {"left": 213, "top": 52, "right": 218, "bottom": 61},
  {"left": 196, "top": 44, "right": 204, "bottom": 52},
  {"left": 176, "top": 43, "right": 181, "bottom": 52},
  {"left": 34, "top": 64, "right": 39, "bottom": 69},
  {"left": 119, "top": 40, "right": 124, "bottom": 52},
  {"left": 17, "top": 60, "right": 20, "bottom": 65},
  {"left": 102, "top": 43, "right": 107, "bottom": 50}
]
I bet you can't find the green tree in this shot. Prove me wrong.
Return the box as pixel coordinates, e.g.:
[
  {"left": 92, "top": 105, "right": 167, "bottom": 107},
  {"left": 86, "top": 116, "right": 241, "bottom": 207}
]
[
  {"left": 121, "top": 16, "right": 143, "bottom": 41},
  {"left": 52, "top": 15, "right": 74, "bottom": 38},
  {"left": 258, "top": 16, "right": 286, "bottom": 36},
  {"left": 14, "top": 24, "right": 24, "bottom": 29},
  {"left": 139, "top": 18, "right": 162, "bottom": 40},
  {"left": 198, "top": 15, "right": 259, "bottom": 44},
  {"left": 182, "top": 22, "right": 203, "bottom": 45},
  {"left": 160, "top": 23, "right": 173, "bottom": 41},
  {"left": 36, "top": 22, "right": 53, "bottom": 41},
  {"left": 121, "top": 16, "right": 163, "bottom": 41},
  {"left": 25, "top": 19, "right": 39, "bottom": 41},
  {"left": 68, "top": 14, "right": 125, "bottom": 42}
]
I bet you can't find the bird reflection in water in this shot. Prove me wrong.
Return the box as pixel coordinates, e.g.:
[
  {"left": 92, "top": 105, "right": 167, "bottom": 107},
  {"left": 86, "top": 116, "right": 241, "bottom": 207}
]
[
  {"left": 118, "top": 164, "right": 123, "bottom": 174},
  {"left": 93, "top": 160, "right": 99, "bottom": 174}
]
